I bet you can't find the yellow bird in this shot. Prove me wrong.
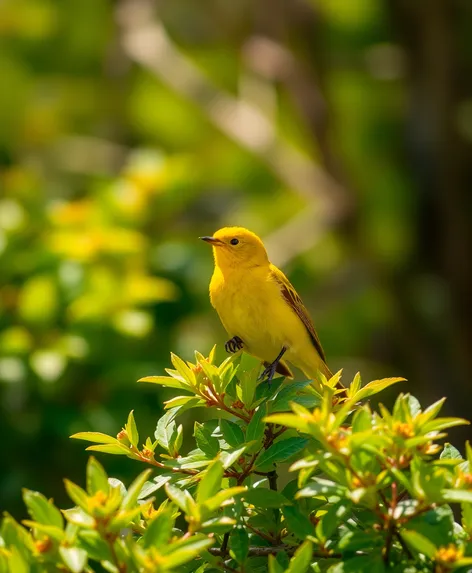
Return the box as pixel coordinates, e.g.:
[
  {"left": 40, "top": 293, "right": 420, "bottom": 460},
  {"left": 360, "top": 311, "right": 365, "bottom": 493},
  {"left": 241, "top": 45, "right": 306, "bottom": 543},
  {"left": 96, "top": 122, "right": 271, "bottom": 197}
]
[{"left": 201, "top": 226, "right": 338, "bottom": 386}]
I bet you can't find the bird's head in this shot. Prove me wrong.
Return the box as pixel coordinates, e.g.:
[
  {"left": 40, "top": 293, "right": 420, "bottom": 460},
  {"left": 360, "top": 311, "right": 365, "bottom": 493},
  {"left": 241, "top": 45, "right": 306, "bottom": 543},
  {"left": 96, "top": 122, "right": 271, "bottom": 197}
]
[{"left": 200, "top": 227, "right": 269, "bottom": 270}]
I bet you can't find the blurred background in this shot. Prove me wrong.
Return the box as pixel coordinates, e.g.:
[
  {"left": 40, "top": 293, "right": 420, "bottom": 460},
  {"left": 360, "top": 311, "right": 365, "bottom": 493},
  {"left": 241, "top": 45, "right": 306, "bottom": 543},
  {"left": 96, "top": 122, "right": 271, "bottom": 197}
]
[{"left": 1, "top": 0, "right": 471, "bottom": 518}]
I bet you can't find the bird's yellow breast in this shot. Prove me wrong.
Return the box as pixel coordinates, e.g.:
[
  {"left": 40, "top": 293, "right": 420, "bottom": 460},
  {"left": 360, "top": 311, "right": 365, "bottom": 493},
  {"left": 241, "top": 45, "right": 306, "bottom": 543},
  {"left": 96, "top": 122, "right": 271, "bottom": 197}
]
[{"left": 209, "top": 265, "right": 311, "bottom": 363}]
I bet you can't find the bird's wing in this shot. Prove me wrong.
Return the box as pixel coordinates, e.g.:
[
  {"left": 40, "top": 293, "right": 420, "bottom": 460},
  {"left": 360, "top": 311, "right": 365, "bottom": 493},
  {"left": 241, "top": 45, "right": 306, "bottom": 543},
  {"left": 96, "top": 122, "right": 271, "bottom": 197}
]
[{"left": 269, "top": 263, "right": 327, "bottom": 362}]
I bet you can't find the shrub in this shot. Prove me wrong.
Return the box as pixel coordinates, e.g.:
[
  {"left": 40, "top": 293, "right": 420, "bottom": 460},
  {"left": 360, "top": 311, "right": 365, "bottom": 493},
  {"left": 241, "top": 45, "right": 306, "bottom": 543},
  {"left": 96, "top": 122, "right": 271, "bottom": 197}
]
[{"left": 1, "top": 349, "right": 472, "bottom": 572}]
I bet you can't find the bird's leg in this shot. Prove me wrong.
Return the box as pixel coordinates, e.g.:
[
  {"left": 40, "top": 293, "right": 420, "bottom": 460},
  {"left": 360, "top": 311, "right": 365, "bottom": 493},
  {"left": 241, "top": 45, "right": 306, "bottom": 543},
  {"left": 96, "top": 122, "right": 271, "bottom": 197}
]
[
  {"left": 258, "top": 346, "right": 288, "bottom": 384},
  {"left": 225, "top": 336, "right": 244, "bottom": 354}
]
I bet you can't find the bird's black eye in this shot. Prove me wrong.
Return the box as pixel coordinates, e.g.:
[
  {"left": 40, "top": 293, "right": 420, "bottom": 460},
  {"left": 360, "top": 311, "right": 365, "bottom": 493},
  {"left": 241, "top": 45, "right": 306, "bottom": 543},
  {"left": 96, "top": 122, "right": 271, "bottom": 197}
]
[{"left": 230, "top": 238, "right": 239, "bottom": 246}]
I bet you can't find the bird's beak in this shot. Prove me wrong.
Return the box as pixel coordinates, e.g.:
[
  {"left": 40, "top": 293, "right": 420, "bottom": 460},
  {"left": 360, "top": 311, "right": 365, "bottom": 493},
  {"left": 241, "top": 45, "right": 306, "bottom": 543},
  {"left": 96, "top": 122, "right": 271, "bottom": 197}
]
[{"left": 200, "top": 236, "right": 224, "bottom": 246}]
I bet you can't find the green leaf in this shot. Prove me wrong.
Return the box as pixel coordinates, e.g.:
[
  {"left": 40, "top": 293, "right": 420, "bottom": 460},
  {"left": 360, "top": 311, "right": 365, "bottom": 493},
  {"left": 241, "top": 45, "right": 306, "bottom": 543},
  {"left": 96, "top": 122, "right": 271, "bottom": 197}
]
[
  {"left": 138, "top": 475, "right": 172, "bottom": 500},
  {"left": 401, "top": 530, "right": 437, "bottom": 558},
  {"left": 243, "top": 488, "right": 289, "bottom": 508},
  {"left": 237, "top": 369, "right": 257, "bottom": 408},
  {"left": 238, "top": 352, "right": 262, "bottom": 374},
  {"left": 246, "top": 403, "right": 267, "bottom": 451},
  {"left": 197, "top": 460, "right": 224, "bottom": 504},
  {"left": 200, "top": 516, "right": 236, "bottom": 534},
  {"left": 296, "top": 478, "right": 348, "bottom": 499},
  {"left": 59, "top": 547, "right": 88, "bottom": 573},
  {"left": 407, "top": 394, "right": 421, "bottom": 417},
  {"left": 126, "top": 410, "right": 139, "bottom": 448},
  {"left": 286, "top": 540, "right": 312, "bottom": 573},
  {"left": 86, "top": 457, "right": 109, "bottom": 496},
  {"left": 219, "top": 419, "right": 245, "bottom": 448},
  {"left": 22, "top": 489, "right": 64, "bottom": 529},
  {"left": 21, "top": 521, "right": 64, "bottom": 542},
  {"left": 466, "top": 441, "right": 472, "bottom": 467},
  {"left": 70, "top": 432, "right": 122, "bottom": 445},
  {"left": 268, "top": 554, "right": 285, "bottom": 573},
  {"left": 423, "top": 417, "right": 469, "bottom": 434},
  {"left": 155, "top": 412, "right": 178, "bottom": 453},
  {"left": 441, "top": 489, "right": 472, "bottom": 504},
  {"left": 1, "top": 514, "right": 34, "bottom": 558},
  {"left": 406, "top": 506, "right": 454, "bottom": 550},
  {"left": 172, "top": 424, "right": 184, "bottom": 456},
  {"left": 440, "top": 443, "right": 463, "bottom": 460},
  {"left": 170, "top": 352, "right": 196, "bottom": 385},
  {"left": 162, "top": 536, "right": 214, "bottom": 568},
  {"left": 64, "top": 480, "right": 89, "bottom": 511},
  {"left": 420, "top": 398, "right": 446, "bottom": 424},
  {"left": 111, "top": 506, "right": 146, "bottom": 532},
  {"left": 463, "top": 501, "right": 472, "bottom": 535},
  {"left": 202, "top": 487, "right": 246, "bottom": 513},
  {"left": 255, "top": 437, "right": 308, "bottom": 470},
  {"left": 352, "top": 377, "right": 405, "bottom": 402},
  {"left": 221, "top": 445, "right": 248, "bottom": 469},
  {"left": 194, "top": 422, "right": 220, "bottom": 458},
  {"left": 138, "top": 375, "right": 190, "bottom": 389},
  {"left": 164, "top": 396, "right": 204, "bottom": 410},
  {"left": 349, "top": 372, "right": 362, "bottom": 396},
  {"left": 143, "top": 506, "right": 175, "bottom": 549},
  {"left": 75, "top": 530, "right": 111, "bottom": 560},
  {"left": 282, "top": 505, "right": 315, "bottom": 539},
  {"left": 62, "top": 507, "right": 95, "bottom": 528},
  {"left": 8, "top": 547, "right": 29, "bottom": 573},
  {"left": 264, "top": 413, "right": 312, "bottom": 434},
  {"left": 352, "top": 407, "right": 372, "bottom": 433},
  {"left": 230, "top": 527, "right": 249, "bottom": 564},
  {"left": 85, "top": 444, "right": 130, "bottom": 455},
  {"left": 316, "top": 500, "right": 351, "bottom": 542},
  {"left": 121, "top": 469, "right": 152, "bottom": 510},
  {"left": 166, "top": 483, "right": 191, "bottom": 513}
]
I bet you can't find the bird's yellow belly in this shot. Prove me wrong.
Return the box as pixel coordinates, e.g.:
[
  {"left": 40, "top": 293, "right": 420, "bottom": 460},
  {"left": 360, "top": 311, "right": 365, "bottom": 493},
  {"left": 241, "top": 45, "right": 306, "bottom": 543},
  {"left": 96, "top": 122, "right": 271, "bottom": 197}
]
[{"left": 211, "top": 276, "right": 309, "bottom": 364}]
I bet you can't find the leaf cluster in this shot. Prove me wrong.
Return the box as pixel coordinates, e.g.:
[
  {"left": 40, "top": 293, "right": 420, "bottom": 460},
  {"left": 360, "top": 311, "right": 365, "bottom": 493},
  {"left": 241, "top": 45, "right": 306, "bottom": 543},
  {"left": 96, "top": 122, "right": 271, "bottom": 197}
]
[{"left": 1, "top": 349, "right": 471, "bottom": 573}]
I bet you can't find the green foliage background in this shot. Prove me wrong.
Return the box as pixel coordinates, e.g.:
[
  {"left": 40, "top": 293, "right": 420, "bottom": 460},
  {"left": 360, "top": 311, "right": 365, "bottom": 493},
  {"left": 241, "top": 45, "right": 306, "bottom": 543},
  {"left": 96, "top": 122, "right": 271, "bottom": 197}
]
[{"left": 1, "top": 0, "right": 471, "bottom": 518}]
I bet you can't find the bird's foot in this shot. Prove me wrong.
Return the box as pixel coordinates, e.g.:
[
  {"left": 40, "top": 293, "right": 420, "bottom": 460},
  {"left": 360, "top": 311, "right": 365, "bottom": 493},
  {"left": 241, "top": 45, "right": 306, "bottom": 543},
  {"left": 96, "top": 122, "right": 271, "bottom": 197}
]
[
  {"left": 258, "top": 346, "right": 288, "bottom": 385},
  {"left": 225, "top": 336, "right": 244, "bottom": 354},
  {"left": 258, "top": 362, "right": 278, "bottom": 385}
]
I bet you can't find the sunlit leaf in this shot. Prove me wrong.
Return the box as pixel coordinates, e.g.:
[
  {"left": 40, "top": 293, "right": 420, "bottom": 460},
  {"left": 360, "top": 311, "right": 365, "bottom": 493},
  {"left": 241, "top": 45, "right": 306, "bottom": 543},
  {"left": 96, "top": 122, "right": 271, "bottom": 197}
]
[
  {"left": 22, "top": 490, "right": 63, "bottom": 529},
  {"left": 126, "top": 410, "right": 139, "bottom": 448},
  {"left": 401, "top": 530, "right": 437, "bottom": 558},
  {"left": 121, "top": 470, "right": 152, "bottom": 510},
  {"left": 70, "top": 432, "right": 122, "bottom": 445},
  {"left": 86, "top": 457, "right": 109, "bottom": 496},
  {"left": 196, "top": 460, "right": 223, "bottom": 504},
  {"left": 286, "top": 540, "right": 312, "bottom": 573},
  {"left": 59, "top": 547, "right": 88, "bottom": 573}
]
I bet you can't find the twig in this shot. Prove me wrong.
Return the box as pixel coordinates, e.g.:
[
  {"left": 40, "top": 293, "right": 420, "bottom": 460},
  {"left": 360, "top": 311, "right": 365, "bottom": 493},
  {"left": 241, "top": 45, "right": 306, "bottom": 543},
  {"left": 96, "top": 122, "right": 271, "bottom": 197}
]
[
  {"left": 208, "top": 545, "right": 342, "bottom": 558},
  {"left": 245, "top": 522, "right": 276, "bottom": 544},
  {"left": 395, "top": 531, "right": 414, "bottom": 560},
  {"left": 237, "top": 452, "right": 260, "bottom": 485},
  {"left": 209, "top": 545, "right": 285, "bottom": 557},
  {"left": 267, "top": 470, "right": 278, "bottom": 491},
  {"left": 105, "top": 534, "right": 126, "bottom": 573},
  {"left": 220, "top": 532, "right": 230, "bottom": 557},
  {"left": 133, "top": 448, "right": 238, "bottom": 479}
]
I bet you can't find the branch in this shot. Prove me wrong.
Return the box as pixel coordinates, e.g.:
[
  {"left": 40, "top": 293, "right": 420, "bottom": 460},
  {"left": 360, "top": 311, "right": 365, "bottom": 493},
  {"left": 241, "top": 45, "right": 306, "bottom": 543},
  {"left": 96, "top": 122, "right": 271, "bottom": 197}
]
[
  {"left": 267, "top": 470, "right": 277, "bottom": 492},
  {"left": 208, "top": 545, "right": 342, "bottom": 558}
]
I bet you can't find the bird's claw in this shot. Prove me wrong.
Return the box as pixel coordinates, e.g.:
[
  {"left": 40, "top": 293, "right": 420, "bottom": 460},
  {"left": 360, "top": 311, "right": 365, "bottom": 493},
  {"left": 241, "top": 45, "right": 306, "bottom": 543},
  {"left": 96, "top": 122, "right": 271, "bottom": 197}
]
[
  {"left": 225, "top": 336, "right": 244, "bottom": 354},
  {"left": 258, "top": 363, "right": 277, "bottom": 384}
]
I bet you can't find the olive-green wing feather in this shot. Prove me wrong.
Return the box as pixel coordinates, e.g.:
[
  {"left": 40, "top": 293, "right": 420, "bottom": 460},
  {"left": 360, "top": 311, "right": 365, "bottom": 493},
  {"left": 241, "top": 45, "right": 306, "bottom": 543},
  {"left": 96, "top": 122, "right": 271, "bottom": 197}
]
[{"left": 269, "top": 263, "right": 327, "bottom": 362}]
